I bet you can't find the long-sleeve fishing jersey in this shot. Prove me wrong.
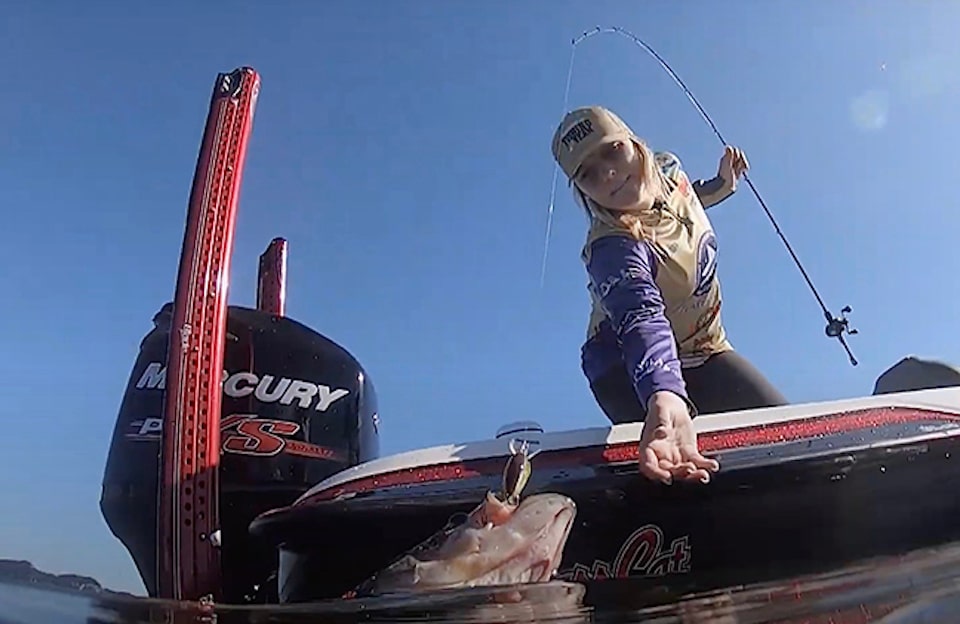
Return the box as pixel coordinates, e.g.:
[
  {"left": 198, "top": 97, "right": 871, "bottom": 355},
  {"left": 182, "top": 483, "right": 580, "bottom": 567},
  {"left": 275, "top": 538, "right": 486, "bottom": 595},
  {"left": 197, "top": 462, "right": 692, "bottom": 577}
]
[{"left": 581, "top": 151, "right": 736, "bottom": 412}]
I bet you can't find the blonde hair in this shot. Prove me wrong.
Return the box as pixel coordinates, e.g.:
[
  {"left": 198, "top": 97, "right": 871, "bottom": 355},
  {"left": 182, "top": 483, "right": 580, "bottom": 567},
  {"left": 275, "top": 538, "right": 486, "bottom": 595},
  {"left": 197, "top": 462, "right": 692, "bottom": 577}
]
[{"left": 573, "top": 137, "right": 676, "bottom": 242}]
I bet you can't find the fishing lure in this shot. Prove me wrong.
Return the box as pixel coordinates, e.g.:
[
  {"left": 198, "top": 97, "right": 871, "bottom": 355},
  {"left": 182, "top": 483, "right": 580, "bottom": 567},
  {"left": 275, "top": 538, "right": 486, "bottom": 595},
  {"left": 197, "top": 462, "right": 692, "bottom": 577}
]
[{"left": 499, "top": 450, "right": 532, "bottom": 506}]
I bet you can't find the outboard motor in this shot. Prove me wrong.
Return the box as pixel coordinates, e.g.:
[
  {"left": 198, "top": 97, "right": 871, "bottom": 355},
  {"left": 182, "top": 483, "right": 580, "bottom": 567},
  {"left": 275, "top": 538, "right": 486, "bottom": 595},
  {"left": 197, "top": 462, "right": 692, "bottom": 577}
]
[
  {"left": 99, "top": 303, "right": 380, "bottom": 602},
  {"left": 873, "top": 356, "right": 960, "bottom": 395}
]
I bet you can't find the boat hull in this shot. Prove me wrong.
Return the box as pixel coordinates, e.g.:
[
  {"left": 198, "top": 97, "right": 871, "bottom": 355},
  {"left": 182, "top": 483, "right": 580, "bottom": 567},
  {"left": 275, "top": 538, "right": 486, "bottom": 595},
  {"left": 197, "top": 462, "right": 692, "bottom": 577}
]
[{"left": 250, "top": 397, "right": 960, "bottom": 602}]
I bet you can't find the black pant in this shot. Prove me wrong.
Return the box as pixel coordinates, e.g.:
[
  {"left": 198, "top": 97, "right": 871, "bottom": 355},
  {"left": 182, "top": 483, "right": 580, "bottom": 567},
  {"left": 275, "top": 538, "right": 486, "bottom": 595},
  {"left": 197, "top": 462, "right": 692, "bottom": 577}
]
[{"left": 589, "top": 350, "right": 788, "bottom": 424}]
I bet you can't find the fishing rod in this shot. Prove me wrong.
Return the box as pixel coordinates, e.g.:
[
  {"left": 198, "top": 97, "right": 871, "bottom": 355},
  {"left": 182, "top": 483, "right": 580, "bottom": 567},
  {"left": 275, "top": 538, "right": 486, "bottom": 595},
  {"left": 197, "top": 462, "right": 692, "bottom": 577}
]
[{"left": 543, "top": 25, "right": 859, "bottom": 366}]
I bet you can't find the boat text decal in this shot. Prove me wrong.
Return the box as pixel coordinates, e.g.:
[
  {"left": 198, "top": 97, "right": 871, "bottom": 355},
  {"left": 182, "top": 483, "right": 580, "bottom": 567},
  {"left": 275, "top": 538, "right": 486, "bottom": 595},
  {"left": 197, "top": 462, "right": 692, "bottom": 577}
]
[
  {"left": 135, "top": 361, "right": 350, "bottom": 412},
  {"left": 126, "top": 414, "right": 344, "bottom": 461},
  {"left": 558, "top": 524, "right": 691, "bottom": 581}
]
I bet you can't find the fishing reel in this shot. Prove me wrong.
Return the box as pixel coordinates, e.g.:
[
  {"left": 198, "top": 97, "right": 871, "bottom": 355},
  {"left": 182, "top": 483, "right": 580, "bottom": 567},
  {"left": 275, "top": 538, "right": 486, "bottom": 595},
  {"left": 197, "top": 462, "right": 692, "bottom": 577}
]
[{"left": 824, "top": 306, "right": 859, "bottom": 366}]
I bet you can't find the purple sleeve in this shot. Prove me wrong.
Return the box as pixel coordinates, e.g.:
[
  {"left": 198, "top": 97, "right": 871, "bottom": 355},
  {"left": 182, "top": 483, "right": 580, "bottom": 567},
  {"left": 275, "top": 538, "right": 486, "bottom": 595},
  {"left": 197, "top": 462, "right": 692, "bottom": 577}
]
[
  {"left": 692, "top": 176, "right": 734, "bottom": 209},
  {"left": 585, "top": 235, "right": 690, "bottom": 411}
]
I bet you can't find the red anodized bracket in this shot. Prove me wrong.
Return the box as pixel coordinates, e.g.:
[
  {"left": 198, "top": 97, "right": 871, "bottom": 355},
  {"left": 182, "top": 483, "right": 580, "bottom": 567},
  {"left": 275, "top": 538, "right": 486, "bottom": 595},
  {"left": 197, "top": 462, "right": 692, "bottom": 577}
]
[
  {"left": 157, "top": 67, "right": 261, "bottom": 602},
  {"left": 257, "top": 237, "right": 288, "bottom": 317}
]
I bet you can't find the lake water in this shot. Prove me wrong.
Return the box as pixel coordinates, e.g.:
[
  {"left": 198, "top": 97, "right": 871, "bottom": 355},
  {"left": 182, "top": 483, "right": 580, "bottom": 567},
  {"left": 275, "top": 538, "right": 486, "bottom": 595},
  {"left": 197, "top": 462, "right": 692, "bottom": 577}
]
[{"left": 5, "top": 540, "right": 960, "bottom": 624}]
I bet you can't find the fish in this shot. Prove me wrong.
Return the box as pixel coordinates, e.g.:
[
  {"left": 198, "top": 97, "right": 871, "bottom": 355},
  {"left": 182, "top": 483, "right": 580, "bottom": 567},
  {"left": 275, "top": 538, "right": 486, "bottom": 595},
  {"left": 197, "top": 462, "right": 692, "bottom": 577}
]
[{"left": 351, "top": 490, "right": 577, "bottom": 597}]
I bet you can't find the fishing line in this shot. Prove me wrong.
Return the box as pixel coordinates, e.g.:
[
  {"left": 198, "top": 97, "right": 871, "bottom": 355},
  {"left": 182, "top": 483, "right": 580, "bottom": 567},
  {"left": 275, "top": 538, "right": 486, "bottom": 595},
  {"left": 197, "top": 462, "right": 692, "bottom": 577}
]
[
  {"left": 539, "top": 42, "right": 579, "bottom": 290},
  {"left": 544, "top": 25, "right": 859, "bottom": 366}
]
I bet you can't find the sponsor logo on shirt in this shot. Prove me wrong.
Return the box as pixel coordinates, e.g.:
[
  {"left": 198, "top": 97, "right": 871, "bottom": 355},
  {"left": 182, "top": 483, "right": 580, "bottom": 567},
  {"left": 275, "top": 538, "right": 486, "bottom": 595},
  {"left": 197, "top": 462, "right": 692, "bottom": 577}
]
[{"left": 693, "top": 231, "right": 718, "bottom": 297}]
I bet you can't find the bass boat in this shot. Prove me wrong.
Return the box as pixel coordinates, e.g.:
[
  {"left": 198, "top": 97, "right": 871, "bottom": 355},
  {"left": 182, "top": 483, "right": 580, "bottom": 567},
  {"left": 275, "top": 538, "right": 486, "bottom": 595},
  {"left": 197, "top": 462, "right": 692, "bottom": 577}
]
[{"left": 98, "top": 65, "right": 960, "bottom": 605}]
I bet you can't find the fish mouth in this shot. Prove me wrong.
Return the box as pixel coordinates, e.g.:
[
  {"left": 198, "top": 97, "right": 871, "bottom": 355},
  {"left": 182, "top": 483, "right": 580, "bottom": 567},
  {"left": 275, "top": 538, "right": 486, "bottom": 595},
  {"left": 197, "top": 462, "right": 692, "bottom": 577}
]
[{"left": 529, "top": 502, "right": 577, "bottom": 582}]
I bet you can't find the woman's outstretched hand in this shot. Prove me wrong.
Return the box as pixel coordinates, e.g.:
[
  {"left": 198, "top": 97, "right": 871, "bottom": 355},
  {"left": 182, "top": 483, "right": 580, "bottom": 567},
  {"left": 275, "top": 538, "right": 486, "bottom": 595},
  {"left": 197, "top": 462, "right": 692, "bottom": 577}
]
[{"left": 638, "top": 391, "right": 720, "bottom": 485}]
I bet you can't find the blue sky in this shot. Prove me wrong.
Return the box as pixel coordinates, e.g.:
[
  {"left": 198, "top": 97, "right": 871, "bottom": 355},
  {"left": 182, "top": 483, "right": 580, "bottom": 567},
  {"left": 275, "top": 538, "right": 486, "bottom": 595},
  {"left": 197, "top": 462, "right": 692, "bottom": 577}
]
[{"left": 1, "top": 2, "right": 958, "bottom": 595}]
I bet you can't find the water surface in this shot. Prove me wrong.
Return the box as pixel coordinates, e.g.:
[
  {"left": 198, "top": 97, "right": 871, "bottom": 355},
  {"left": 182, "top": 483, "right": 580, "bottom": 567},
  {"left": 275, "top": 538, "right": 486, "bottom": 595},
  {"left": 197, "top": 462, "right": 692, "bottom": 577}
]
[{"left": 5, "top": 541, "right": 960, "bottom": 623}]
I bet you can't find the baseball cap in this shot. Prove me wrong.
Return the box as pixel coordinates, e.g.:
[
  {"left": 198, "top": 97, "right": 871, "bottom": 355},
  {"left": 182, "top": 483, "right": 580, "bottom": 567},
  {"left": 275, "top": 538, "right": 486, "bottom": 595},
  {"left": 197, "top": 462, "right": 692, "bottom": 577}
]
[{"left": 551, "top": 106, "right": 636, "bottom": 181}]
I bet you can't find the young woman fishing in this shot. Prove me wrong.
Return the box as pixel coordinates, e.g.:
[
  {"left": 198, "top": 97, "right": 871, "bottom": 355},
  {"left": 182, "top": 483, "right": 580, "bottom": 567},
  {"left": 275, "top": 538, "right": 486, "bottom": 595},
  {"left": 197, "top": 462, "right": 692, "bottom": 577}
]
[{"left": 551, "top": 105, "right": 788, "bottom": 486}]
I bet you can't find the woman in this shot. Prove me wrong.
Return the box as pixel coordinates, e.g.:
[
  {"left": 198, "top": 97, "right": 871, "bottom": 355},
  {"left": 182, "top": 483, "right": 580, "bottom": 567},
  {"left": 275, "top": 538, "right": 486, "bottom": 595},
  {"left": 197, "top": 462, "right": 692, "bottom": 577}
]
[{"left": 551, "top": 105, "right": 787, "bottom": 486}]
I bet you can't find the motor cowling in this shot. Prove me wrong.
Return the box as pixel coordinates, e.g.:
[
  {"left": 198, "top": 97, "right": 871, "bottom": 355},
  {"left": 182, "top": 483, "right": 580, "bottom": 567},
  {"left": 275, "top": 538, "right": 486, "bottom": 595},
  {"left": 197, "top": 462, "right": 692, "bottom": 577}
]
[
  {"left": 99, "top": 303, "right": 380, "bottom": 601},
  {"left": 873, "top": 356, "right": 960, "bottom": 395}
]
